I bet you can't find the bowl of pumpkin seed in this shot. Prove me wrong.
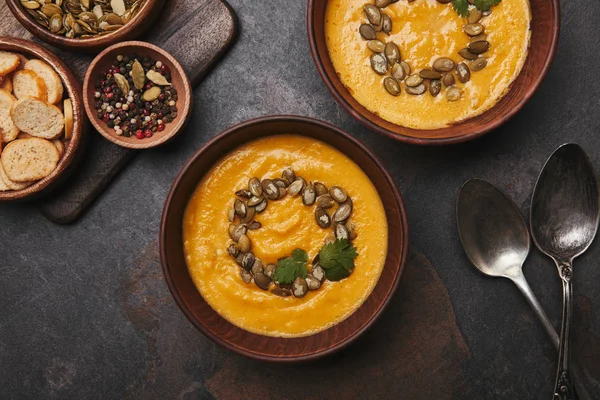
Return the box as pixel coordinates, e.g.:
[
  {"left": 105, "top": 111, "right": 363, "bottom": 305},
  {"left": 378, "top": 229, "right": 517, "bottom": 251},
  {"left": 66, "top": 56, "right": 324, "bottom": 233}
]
[{"left": 6, "top": 0, "right": 166, "bottom": 53}]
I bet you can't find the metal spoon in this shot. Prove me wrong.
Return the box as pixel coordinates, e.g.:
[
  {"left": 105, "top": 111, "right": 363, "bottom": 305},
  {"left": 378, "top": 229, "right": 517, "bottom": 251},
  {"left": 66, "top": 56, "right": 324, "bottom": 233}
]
[
  {"left": 457, "top": 178, "right": 594, "bottom": 400},
  {"left": 531, "top": 144, "right": 600, "bottom": 400}
]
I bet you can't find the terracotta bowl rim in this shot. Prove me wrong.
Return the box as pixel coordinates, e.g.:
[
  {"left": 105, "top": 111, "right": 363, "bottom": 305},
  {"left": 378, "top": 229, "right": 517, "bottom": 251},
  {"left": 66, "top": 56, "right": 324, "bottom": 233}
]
[
  {"left": 5, "top": 0, "right": 165, "bottom": 51},
  {"left": 0, "top": 36, "right": 85, "bottom": 202},
  {"left": 82, "top": 40, "right": 192, "bottom": 149},
  {"left": 159, "top": 115, "right": 410, "bottom": 362},
  {"left": 306, "top": 0, "right": 561, "bottom": 146}
]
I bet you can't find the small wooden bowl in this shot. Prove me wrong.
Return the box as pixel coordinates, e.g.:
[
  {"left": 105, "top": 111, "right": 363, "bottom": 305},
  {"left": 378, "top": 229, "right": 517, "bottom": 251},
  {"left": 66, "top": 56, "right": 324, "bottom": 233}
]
[
  {"left": 83, "top": 41, "right": 192, "bottom": 150},
  {"left": 160, "top": 115, "right": 410, "bottom": 362},
  {"left": 0, "top": 37, "right": 85, "bottom": 202},
  {"left": 307, "top": 0, "right": 560, "bottom": 145},
  {"left": 5, "top": 0, "right": 166, "bottom": 53}
]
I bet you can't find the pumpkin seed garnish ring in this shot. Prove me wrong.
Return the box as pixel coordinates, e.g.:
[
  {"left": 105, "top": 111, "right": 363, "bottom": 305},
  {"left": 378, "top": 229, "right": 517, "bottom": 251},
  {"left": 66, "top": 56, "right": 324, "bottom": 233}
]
[
  {"left": 359, "top": 0, "right": 502, "bottom": 100},
  {"left": 226, "top": 167, "right": 359, "bottom": 298}
]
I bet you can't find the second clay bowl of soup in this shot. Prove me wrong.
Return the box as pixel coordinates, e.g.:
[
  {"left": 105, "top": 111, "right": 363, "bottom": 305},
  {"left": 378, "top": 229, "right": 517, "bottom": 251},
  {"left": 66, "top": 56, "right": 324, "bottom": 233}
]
[
  {"left": 160, "top": 115, "right": 409, "bottom": 361},
  {"left": 308, "top": 0, "right": 560, "bottom": 145}
]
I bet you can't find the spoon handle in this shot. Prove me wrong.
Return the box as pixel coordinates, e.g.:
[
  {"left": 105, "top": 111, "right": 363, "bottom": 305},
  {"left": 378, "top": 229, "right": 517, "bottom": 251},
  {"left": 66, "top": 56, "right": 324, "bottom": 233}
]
[
  {"left": 511, "top": 270, "right": 559, "bottom": 346},
  {"left": 554, "top": 260, "right": 575, "bottom": 400}
]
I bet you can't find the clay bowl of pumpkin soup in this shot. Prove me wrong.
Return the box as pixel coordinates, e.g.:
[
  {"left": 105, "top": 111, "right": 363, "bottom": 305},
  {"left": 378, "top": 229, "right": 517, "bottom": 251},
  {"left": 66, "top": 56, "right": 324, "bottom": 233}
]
[
  {"left": 160, "top": 116, "right": 409, "bottom": 362},
  {"left": 308, "top": 0, "right": 560, "bottom": 145}
]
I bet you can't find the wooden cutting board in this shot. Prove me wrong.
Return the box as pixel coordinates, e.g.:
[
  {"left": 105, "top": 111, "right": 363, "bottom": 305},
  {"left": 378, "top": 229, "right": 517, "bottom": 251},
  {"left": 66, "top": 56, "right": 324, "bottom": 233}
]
[{"left": 0, "top": 0, "right": 238, "bottom": 223}]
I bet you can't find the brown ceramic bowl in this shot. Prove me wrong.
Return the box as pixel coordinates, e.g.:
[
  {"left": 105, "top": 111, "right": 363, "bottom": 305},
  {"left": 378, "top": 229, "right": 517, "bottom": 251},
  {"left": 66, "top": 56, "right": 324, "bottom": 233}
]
[
  {"left": 0, "top": 37, "right": 85, "bottom": 202},
  {"left": 307, "top": 0, "right": 560, "bottom": 145},
  {"left": 6, "top": 0, "right": 166, "bottom": 53},
  {"left": 160, "top": 115, "right": 409, "bottom": 362},
  {"left": 83, "top": 41, "right": 192, "bottom": 149}
]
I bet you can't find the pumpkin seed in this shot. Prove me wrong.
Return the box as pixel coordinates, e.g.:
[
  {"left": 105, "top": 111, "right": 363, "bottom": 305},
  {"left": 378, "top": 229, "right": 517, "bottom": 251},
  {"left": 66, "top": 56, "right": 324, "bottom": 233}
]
[
  {"left": 240, "top": 268, "right": 253, "bottom": 283},
  {"left": 420, "top": 69, "right": 442, "bottom": 80},
  {"left": 242, "top": 253, "right": 255, "bottom": 271},
  {"left": 234, "top": 199, "right": 247, "bottom": 218},
  {"left": 254, "top": 273, "right": 271, "bottom": 290},
  {"left": 229, "top": 223, "right": 246, "bottom": 241},
  {"left": 364, "top": 5, "right": 382, "bottom": 25},
  {"left": 247, "top": 196, "right": 263, "bottom": 207},
  {"left": 400, "top": 61, "right": 411, "bottom": 77},
  {"left": 110, "top": 0, "right": 127, "bottom": 16},
  {"left": 381, "top": 14, "right": 392, "bottom": 35},
  {"left": 40, "top": 3, "right": 62, "bottom": 17},
  {"left": 391, "top": 63, "right": 406, "bottom": 81},
  {"left": 282, "top": 167, "right": 295, "bottom": 184},
  {"left": 384, "top": 42, "right": 400, "bottom": 65},
  {"left": 238, "top": 234, "right": 251, "bottom": 253},
  {"left": 227, "top": 243, "right": 238, "bottom": 257},
  {"left": 302, "top": 182, "right": 316, "bottom": 206},
  {"left": 406, "top": 83, "right": 426, "bottom": 95},
  {"left": 228, "top": 207, "right": 235, "bottom": 222},
  {"left": 261, "top": 179, "right": 279, "bottom": 200},
  {"left": 236, "top": 189, "right": 252, "bottom": 198},
  {"left": 370, "top": 53, "right": 388, "bottom": 75},
  {"left": 315, "top": 207, "right": 332, "bottom": 228},
  {"left": 456, "top": 62, "right": 471, "bottom": 83},
  {"left": 248, "top": 177, "right": 262, "bottom": 196},
  {"left": 335, "top": 223, "right": 349, "bottom": 240},
  {"left": 314, "top": 182, "right": 328, "bottom": 197},
  {"left": 312, "top": 265, "right": 326, "bottom": 283},
  {"left": 264, "top": 264, "right": 277, "bottom": 278},
  {"left": 113, "top": 73, "right": 130, "bottom": 95},
  {"left": 471, "top": 57, "right": 488, "bottom": 71},
  {"left": 468, "top": 8, "right": 482, "bottom": 24},
  {"left": 329, "top": 186, "right": 347, "bottom": 202},
  {"left": 292, "top": 277, "right": 308, "bottom": 298},
  {"left": 446, "top": 86, "right": 463, "bottom": 101},
  {"left": 324, "top": 233, "right": 336, "bottom": 245},
  {"left": 482, "top": 9, "right": 491, "bottom": 16},
  {"left": 367, "top": 40, "right": 386, "bottom": 53},
  {"left": 247, "top": 221, "right": 261, "bottom": 230},
  {"left": 442, "top": 73, "right": 455, "bottom": 87},
  {"left": 277, "top": 186, "right": 287, "bottom": 199},
  {"left": 346, "top": 221, "right": 358, "bottom": 240},
  {"left": 131, "top": 59, "right": 145, "bottom": 90},
  {"left": 21, "top": 1, "right": 41, "bottom": 10},
  {"left": 316, "top": 194, "right": 335, "bottom": 209},
  {"left": 375, "top": 0, "right": 390, "bottom": 7},
  {"left": 49, "top": 13, "right": 62, "bottom": 32},
  {"left": 468, "top": 40, "right": 490, "bottom": 54},
  {"left": 306, "top": 275, "right": 321, "bottom": 290},
  {"left": 405, "top": 74, "right": 423, "bottom": 87},
  {"left": 470, "top": 34, "right": 487, "bottom": 42},
  {"left": 384, "top": 77, "right": 401, "bottom": 96},
  {"left": 429, "top": 79, "right": 442, "bottom": 97},
  {"left": 463, "top": 23, "right": 484, "bottom": 36},
  {"left": 333, "top": 203, "right": 352, "bottom": 223},
  {"left": 273, "top": 178, "right": 288, "bottom": 188},
  {"left": 251, "top": 258, "right": 264, "bottom": 276},
  {"left": 255, "top": 199, "right": 268, "bottom": 213},
  {"left": 433, "top": 57, "right": 456, "bottom": 72},
  {"left": 288, "top": 178, "right": 306, "bottom": 197},
  {"left": 239, "top": 206, "right": 255, "bottom": 224},
  {"left": 272, "top": 287, "right": 292, "bottom": 297},
  {"left": 459, "top": 48, "right": 479, "bottom": 60},
  {"left": 359, "top": 24, "right": 377, "bottom": 40},
  {"left": 146, "top": 70, "right": 170, "bottom": 86}
]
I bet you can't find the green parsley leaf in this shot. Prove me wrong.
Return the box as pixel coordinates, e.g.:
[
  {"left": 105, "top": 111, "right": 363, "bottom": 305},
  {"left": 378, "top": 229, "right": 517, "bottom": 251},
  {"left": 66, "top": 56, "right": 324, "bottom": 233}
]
[
  {"left": 452, "top": 0, "right": 470, "bottom": 18},
  {"left": 318, "top": 239, "right": 359, "bottom": 281},
  {"left": 273, "top": 249, "right": 308, "bottom": 285},
  {"left": 474, "top": 0, "right": 501, "bottom": 12}
]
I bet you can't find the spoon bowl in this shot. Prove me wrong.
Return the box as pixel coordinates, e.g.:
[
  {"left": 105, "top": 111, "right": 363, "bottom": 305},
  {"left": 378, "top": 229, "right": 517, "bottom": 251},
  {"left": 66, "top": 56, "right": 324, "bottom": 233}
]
[{"left": 457, "top": 179, "right": 530, "bottom": 279}]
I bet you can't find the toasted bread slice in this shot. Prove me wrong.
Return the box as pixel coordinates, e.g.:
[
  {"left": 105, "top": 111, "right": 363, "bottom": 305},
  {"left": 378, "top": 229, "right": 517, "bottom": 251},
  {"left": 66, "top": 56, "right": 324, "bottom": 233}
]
[
  {"left": 11, "top": 98, "right": 64, "bottom": 139},
  {"left": 12, "top": 69, "right": 48, "bottom": 101},
  {"left": 1, "top": 138, "right": 59, "bottom": 182},
  {"left": 0, "top": 89, "right": 19, "bottom": 143},
  {"left": 16, "top": 54, "right": 28, "bottom": 70},
  {"left": 53, "top": 139, "right": 64, "bottom": 157},
  {"left": 0, "top": 158, "right": 32, "bottom": 190},
  {"left": 0, "top": 52, "right": 20, "bottom": 76},
  {"left": 63, "top": 98, "right": 73, "bottom": 139},
  {"left": 0, "top": 171, "right": 9, "bottom": 191},
  {"left": 24, "top": 60, "right": 64, "bottom": 104},
  {"left": 1, "top": 75, "right": 12, "bottom": 93},
  {"left": 17, "top": 132, "right": 34, "bottom": 139}
]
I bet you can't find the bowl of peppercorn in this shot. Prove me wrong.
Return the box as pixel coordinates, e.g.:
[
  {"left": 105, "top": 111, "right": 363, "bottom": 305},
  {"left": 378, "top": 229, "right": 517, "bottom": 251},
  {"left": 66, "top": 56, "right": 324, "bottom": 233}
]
[{"left": 83, "top": 41, "right": 192, "bottom": 149}]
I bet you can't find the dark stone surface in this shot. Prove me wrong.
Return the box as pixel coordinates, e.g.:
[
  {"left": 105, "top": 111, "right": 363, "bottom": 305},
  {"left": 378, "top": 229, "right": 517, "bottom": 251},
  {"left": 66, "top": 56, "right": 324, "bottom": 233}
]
[{"left": 1, "top": 0, "right": 599, "bottom": 399}]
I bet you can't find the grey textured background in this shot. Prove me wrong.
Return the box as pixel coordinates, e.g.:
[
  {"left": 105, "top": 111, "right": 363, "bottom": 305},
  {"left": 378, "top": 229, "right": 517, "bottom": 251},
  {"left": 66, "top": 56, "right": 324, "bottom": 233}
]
[{"left": 1, "top": 0, "right": 600, "bottom": 399}]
